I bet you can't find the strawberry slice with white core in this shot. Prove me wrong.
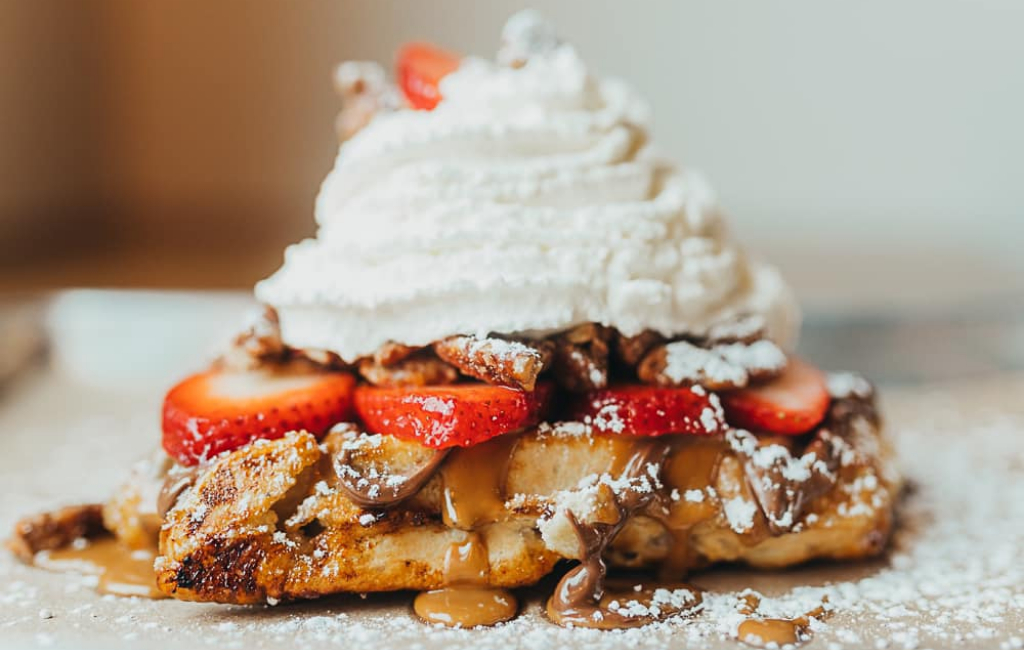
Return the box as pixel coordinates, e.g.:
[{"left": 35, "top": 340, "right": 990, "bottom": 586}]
[
  {"left": 396, "top": 43, "right": 460, "bottom": 110},
  {"left": 567, "top": 385, "right": 725, "bottom": 437},
  {"left": 354, "top": 382, "right": 552, "bottom": 448},
  {"left": 719, "top": 357, "right": 830, "bottom": 435},
  {"left": 162, "top": 361, "right": 356, "bottom": 465}
]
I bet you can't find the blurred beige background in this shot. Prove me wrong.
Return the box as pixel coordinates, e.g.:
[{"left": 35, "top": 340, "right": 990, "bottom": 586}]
[{"left": 2, "top": 0, "right": 1022, "bottom": 311}]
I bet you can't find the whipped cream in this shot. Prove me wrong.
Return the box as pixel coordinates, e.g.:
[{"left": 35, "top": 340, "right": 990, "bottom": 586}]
[{"left": 256, "top": 11, "right": 799, "bottom": 362}]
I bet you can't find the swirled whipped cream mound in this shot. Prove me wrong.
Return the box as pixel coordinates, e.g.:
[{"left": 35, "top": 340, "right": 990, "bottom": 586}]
[{"left": 256, "top": 11, "right": 799, "bottom": 363}]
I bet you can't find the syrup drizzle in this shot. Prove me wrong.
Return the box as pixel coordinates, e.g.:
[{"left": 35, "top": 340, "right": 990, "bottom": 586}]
[
  {"left": 33, "top": 535, "right": 165, "bottom": 599},
  {"left": 735, "top": 593, "right": 830, "bottom": 648},
  {"left": 413, "top": 434, "right": 523, "bottom": 626}
]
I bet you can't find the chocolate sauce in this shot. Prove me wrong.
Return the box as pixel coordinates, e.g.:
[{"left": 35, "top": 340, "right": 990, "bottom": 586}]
[
  {"left": 546, "top": 440, "right": 703, "bottom": 628},
  {"left": 333, "top": 447, "right": 450, "bottom": 508}
]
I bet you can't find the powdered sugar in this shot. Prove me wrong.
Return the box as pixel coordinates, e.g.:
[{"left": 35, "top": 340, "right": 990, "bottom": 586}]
[{"left": 663, "top": 341, "right": 748, "bottom": 387}]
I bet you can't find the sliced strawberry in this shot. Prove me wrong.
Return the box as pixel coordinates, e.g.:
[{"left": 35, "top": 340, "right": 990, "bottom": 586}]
[
  {"left": 566, "top": 385, "right": 725, "bottom": 437},
  {"left": 396, "top": 42, "right": 460, "bottom": 110},
  {"left": 719, "top": 358, "right": 830, "bottom": 435},
  {"left": 162, "top": 362, "right": 356, "bottom": 465},
  {"left": 354, "top": 382, "right": 552, "bottom": 448}
]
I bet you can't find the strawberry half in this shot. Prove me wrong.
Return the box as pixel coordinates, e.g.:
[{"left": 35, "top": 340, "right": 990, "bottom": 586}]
[
  {"left": 719, "top": 358, "right": 830, "bottom": 435},
  {"left": 162, "top": 362, "right": 356, "bottom": 465},
  {"left": 396, "top": 42, "right": 460, "bottom": 110},
  {"left": 354, "top": 382, "right": 552, "bottom": 448},
  {"left": 566, "top": 385, "right": 725, "bottom": 437}
]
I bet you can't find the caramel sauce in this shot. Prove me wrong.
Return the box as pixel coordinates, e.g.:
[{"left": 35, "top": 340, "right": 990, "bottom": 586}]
[
  {"left": 737, "top": 618, "right": 812, "bottom": 648},
  {"left": 440, "top": 433, "right": 520, "bottom": 529},
  {"left": 34, "top": 535, "right": 165, "bottom": 599},
  {"left": 658, "top": 437, "right": 726, "bottom": 578},
  {"left": 413, "top": 532, "right": 518, "bottom": 627},
  {"left": 413, "top": 587, "right": 517, "bottom": 627},
  {"left": 736, "top": 594, "right": 829, "bottom": 648}
]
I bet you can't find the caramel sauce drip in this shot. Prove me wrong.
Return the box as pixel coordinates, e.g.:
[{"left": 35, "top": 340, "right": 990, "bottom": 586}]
[
  {"left": 736, "top": 593, "right": 830, "bottom": 648},
  {"left": 440, "top": 433, "right": 520, "bottom": 529},
  {"left": 412, "top": 434, "right": 523, "bottom": 627},
  {"left": 413, "top": 587, "right": 517, "bottom": 628},
  {"left": 34, "top": 535, "right": 165, "bottom": 599},
  {"left": 413, "top": 532, "right": 518, "bottom": 627},
  {"left": 658, "top": 437, "right": 726, "bottom": 578}
]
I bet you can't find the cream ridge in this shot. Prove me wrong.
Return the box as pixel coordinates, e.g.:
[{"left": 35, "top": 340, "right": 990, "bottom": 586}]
[{"left": 255, "top": 11, "right": 799, "bottom": 363}]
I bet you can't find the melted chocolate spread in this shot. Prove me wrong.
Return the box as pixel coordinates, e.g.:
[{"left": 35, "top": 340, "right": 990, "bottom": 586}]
[
  {"left": 333, "top": 447, "right": 451, "bottom": 508},
  {"left": 545, "top": 440, "right": 701, "bottom": 628}
]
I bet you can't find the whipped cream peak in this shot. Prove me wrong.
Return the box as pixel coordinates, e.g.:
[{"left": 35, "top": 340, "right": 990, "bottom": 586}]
[{"left": 255, "top": 11, "right": 800, "bottom": 362}]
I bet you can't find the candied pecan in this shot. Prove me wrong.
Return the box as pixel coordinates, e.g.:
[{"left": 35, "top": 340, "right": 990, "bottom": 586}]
[
  {"left": 434, "top": 335, "right": 553, "bottom": 391},
  {"left": 302, "top": 349, "right": 347, "bottom": 369},
  {"left": 550, "top": 324, "right": 612, "bottom": 393},
  {"left": 219, "top": 306, "right": 287, "bottom": 370},
  {"left": 712, "top": 340, "right": 787, "bottom": 382},
  {"left": 333, "top": 61, "right": 401, "bottom": 141},
  {"left": 373, "top": 341, "right": 420, "bottom": 367},
  {"left": 614, "top": 329, "right": 666, "bottom": 367},
  {"left": 358, "top": 353, "right": 458, "bottom": 388},
  {"left": 638, "top": 338, "right": 787, "bottom": 390},
  {"left": 7, "top": 504, "right": 106, "bottom": 563},
  {"left": 638, "top": 340, "right": 747, "bottom": 390}
]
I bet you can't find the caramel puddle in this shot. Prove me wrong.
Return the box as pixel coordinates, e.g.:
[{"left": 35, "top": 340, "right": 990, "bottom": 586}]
[
  {"left": 33, "top": 535, "right": 165, "bottom": 599},
  {"left": 413, "top": 587, "right": 517, "bottom": 627},
  {"left": 736, "top": 594, "right": 829, "bottom": 648}
]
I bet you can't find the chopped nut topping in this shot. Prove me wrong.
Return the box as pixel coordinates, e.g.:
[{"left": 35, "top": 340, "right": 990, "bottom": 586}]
[
  {"left": 218, "top": 306, "right": 287, "bottom": 370},
  {"left": 333, "top": 61, "right": 402, "bottom": 141},
  {"left": 434, "top": 335, "right": 553, "bottom": 391},
  {"left": 550, "top": 324, "right": 612, "bottom": 393},
  {"left": 638, "top": 340, "right": 748, "bottom": 390},
  {"left": 614, "top": 329, "right": 666, "bottom": 367},
  {"left": 638, "top": 336, "right": 786, "bottom": 390},
  {"left": 373, "top": 341, "right": 420, "bottom": 367},
  {"left": 358, "top": 353, "right": 459, "bottom": 388}
]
